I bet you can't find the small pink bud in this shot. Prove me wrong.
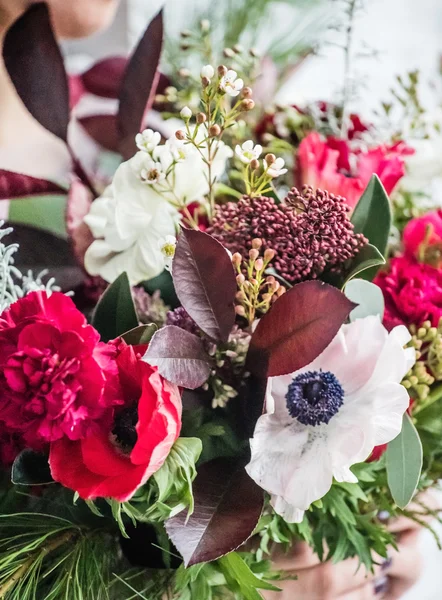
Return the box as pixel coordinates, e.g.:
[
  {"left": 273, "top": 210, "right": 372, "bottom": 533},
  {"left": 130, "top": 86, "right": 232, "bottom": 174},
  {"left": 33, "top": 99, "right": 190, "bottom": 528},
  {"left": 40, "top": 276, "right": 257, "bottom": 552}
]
[
  {"left": 175, "top": 130, "right": 186, "bottom": 140},
  {"left": 264, "top": 248, "right": 276, "bottom": 261},
  {"left": 218, "top": 65, "right": 228, "bottom": 76},
  {"left": 249, "top": 248, "right": 260, "bottom": 261},
  {"left": 265, "top": 153, "right": 276, "bottom": 165},
  {"left": 236, "top": 273, "right": 245, "bottom": 285},
  {"left": 209, "top": 124, "right": 221, "bottom": 137},
  {"left": 251, "top": 238, "right": 263, "bottom": 249},
  {"left": 232, "top": 252, "right": 242, "bottom": 267},
  {"left": 242, "top": 87, "right": 253, "bottom": 98},
  {"left": 196, "top": 112, "right": 207, "bottom": 124},
  {"left": 250, "top": 158, "right": 260, "bottom": 170},
  {"left": 254, "top": 258, "right": 264, "bottom": 271},
  {"left": 235, "top": 305, "right": 246, "bottom": 316}
]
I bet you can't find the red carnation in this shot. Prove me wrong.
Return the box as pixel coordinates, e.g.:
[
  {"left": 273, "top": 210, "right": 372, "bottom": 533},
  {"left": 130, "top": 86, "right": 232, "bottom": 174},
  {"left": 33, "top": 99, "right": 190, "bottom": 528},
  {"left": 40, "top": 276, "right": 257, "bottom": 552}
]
[
  {"left": 0, "top": 291, "right": 121, "bottom": 449},
  {"left": 403, "top": 210, "right": 442, "bottom": 267},
  {"left": 374, "top": 255, "right": 442, "bottom": 330},
  {"left": 297, "top": 132, "right": 411, "bottom": 209},
  {"left": 49, "top": 341, "right": 182, "bottom": 501}
]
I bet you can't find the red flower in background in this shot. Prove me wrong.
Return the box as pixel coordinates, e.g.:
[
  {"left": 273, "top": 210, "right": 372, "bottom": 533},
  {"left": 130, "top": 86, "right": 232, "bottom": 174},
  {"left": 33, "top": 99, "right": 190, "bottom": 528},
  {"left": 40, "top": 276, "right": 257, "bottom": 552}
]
[
  {"left": 374, "top": 256, "right": 442, "bottom": 330},
  {"left": 403, "top": 210, "right": 442, "bottom": 267},
  {"left": 297, "top": 132, "right": 411, "bottom": 209},
  {"left": 50, "top": 341, "right": 182, "bottom": 501},
  {"left": 0, "top": 291, "right": 121, "bottom": 450}
]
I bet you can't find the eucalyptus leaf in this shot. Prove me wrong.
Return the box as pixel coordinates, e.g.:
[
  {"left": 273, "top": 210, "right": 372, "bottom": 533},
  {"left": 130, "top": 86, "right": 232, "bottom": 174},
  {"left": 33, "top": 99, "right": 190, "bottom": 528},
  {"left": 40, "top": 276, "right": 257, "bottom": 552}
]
[
  {"left": 345, "top": 279, "right": 385, "bottom": 321},
  {"left": 386, "top": 413, "right": 423, "bottom": 509},
  {"left": 92, "top": 272, "right": 138, "bottom": 342}
]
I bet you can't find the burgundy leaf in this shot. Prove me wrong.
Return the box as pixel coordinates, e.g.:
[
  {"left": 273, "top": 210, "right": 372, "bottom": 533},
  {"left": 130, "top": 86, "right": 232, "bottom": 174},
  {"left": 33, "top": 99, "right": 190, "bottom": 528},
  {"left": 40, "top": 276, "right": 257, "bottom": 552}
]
[
  {"left": 248, "top": 281, "right": 356, "bottom": 377},
  {"left": 144, "top": 325, "right": 212, "bottom": 389},
  {"left": 117, "top": 9, "right": 163, "bottom": 159},
  {"left": 172, "top": 229, "right": 237, "bottom": 343},
  {"left": 0, "top": 169, "right": 65, "bottom": 200},
  {"left": 78, "top": 114, "right": 119, "bottom": 152},
  {"left": 166, "top": 459, "right": 264, "bottom": 566},
  {"left": 81, "top": 56, "right": 127, "bottom": 99},
  {"left": 3, "top": 3, "right": 69, "bottom": 142},
  {"left": 66, "top": 179, "right": 93, "bottom": 269}
]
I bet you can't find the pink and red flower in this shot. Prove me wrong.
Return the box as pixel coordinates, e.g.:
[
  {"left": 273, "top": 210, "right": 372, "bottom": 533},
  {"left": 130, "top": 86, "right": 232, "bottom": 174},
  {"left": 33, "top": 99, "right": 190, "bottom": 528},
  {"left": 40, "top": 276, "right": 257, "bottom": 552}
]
[
  {"left": 49, "top": 341, "right": 182, "bottom": 501},
  {"left": 403, "top": 210, "right": 442, "bottom": 267},
  {"left": 297, "top": 132, "right": 411, "bottom": 209},
  {"left": 0, "top": 291, "right": 121, "bottom": 450},
  {"left": 374, "top": 255, "right": 442, "bottom": 330}
]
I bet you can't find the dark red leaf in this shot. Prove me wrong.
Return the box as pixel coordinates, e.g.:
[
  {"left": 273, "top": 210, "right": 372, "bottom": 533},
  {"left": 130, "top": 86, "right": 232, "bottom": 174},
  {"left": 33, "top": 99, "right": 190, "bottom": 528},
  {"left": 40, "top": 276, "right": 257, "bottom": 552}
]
[
  {"left": 78, "top": 114, "right": 119, "bottom": 152},
  {"left": 117, "top": 9, "right": 163, "bottom": 159},
  {"left": 81, "top": 56, "right": 127, "bottom": 99},
  {"left": 144, "top": 325, "right": 212, "bottom": 389},
  {"left": 172, "top": 229, "right": 237, "bottom": 342},
  {"left": 166, "top": 459, "right": 264, "bottom": 566},
  {"left": 0, "top": 169, "right": 65, "bottom": 200},
  {"left": 3, "top": 3, "right": 70, "bottom": 142},
  {"left": 248, "top": 281, "right": 356, "bottom": 377}
]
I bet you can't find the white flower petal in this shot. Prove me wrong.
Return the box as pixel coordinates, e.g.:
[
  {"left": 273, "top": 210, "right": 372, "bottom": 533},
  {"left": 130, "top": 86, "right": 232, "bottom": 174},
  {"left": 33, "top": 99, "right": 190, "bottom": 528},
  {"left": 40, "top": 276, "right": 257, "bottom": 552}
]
[{"left": 271, "top": 496, "right": 305, "bottom": 523}]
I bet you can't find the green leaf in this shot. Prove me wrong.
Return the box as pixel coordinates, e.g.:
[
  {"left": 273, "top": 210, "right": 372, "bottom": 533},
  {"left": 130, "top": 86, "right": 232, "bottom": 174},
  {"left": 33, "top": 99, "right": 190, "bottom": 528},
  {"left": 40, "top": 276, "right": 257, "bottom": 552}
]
[
  {"left": 344, "top": 244, "right": 386, "bottom": 284},
  {"left": 345, "top": 278, "right": 385, "bottom": 321},
  {"left": 218, "top": 552, "right": 280, "bottom": 599},
  {"left": 351, "top": 175, "right": 392, "bottom": 260},
  {"left": 386, "top": 413, "right": 423, "bottom": 509},
  {"left": 91, "top": 272, "right": 138, "bottom": 342},
  {"left": 153, "top": 437, "right": 202, "bottom": 516},
  {"left": 143, "top": 269, "right": 178, "bottom": 307},
  {"left": 11, "top": 449, "right": 54, "bottom": 485},
  {"left": 120, "top": 323, "right": 157, "bottom": 345}
]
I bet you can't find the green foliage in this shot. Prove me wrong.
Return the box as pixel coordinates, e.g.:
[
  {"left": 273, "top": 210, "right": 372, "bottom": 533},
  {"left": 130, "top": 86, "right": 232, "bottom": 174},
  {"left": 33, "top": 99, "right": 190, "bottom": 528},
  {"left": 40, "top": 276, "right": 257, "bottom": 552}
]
[
  {"left": 351, "top": 175, "right": 392, "bottom": 267},
  {"left": 92, "top": 272, "right": 139, "bottom": 342},
  {"left": 218, "top": 552, "right": 280, "bottom": 599},
  {"left": 343, "top": 244, "right": 385, "bottom": 284},
  {"left": 386, "top": 414, "right": 423, "bottom": 509},
  {"left": 256, "top": 461, "right": 397, "bottom": 573}
]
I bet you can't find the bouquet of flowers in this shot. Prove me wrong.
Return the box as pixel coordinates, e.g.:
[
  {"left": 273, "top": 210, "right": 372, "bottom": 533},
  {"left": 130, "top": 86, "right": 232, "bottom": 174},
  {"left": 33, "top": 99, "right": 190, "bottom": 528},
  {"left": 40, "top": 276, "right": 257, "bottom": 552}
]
[{"left": 1, "top": 3, "right": 442, "bottom": 599}]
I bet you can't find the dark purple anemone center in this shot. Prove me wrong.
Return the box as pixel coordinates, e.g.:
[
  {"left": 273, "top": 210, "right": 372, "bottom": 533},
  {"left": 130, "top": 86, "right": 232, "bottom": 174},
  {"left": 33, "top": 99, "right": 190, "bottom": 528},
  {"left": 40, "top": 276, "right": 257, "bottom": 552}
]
[{"left": 285, "top": 370, "right": 344, "bottom": 426}]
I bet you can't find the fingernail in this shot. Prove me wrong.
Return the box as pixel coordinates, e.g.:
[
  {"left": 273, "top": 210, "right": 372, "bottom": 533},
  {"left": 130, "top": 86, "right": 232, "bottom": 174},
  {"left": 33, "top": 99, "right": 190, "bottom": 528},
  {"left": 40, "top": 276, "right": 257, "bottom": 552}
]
[
  {"left": 381, "top": 557, "right": 392, "bottom": 571},
  {"left": 374, "top": 575, "right": 389, "bottom": 596},
  {"left": 378, "top": 510, "right": 391, "bottom": 523}
]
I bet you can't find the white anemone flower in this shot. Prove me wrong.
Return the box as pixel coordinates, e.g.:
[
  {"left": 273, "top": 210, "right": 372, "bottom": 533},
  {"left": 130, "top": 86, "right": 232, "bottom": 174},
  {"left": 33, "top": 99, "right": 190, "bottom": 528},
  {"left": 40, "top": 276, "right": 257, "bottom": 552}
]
[
  {"left": 135, "top": 129, "right": 161, "bottom": 153},
  {"left": 84, "top": 156, "right": 177, "bottom": 285},
  {"left": 246, "top": 316, "right": 415, "bottom": 523},
  {"left": 235, "top": 140, "right": 263, "bottom": 164},
  {"left": 219, "top": 70, "right": 244, "bottom": 97},
  {"left": 266, "top": 157, "right": 288, "bottom": 178}
]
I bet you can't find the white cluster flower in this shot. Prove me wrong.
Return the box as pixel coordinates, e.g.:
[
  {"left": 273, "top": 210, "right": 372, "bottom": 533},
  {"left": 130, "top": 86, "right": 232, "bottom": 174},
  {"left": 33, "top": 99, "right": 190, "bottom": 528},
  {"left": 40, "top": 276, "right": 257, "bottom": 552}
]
[
  {"left": 180, "top": 106, "right": 192, "bottom": 120},
  {"left": 158, "top": 235, "right": 177, "bottom": 272},
  {"left": 200, "top": 64, "right": 215, "bottom": 83},
  {"left": 135, "top": 128, "right": 161, "bottom": 153},
  {"left": 219, "top": 70, "right": 244, "bottom": 97},
  {"left": 266, "top": 157, "right": 288, "bottom": 178},
  {"left": 166, "top": 137, "right": 189, "bottom": 162},
  {"left": 235, "top": 140, "right": 262, "bottom": 164}
]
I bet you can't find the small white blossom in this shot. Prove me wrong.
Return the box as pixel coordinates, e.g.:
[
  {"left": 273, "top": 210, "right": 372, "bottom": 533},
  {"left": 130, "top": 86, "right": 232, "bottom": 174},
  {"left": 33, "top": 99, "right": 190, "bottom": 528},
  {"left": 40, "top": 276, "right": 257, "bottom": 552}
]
[
  {"left": 158, "top": 235, "right": 177, "bottom": 271},
  {"left": 219, "top": 70, "right": 244, "bottom": 97},
  {"left": 235, "top": 140, "right": 263, "bottom": 164},
  {"left": 132, "top": 153, "right": 166, "bottom": 185},
  {"left": 201, "top": 64, "right": 215, "bottom": 81},
  {"left": 266, "top": 157, "right": 288, "bottom": 178},
  {"left": 135, "top": 129, "right": 161, "bottom": 153},
  {"left": 166, "top": 137, "right": 189, "bottom": 162},
  {"left": 180, "top": 106, "right": 192, "bottom": 120}
]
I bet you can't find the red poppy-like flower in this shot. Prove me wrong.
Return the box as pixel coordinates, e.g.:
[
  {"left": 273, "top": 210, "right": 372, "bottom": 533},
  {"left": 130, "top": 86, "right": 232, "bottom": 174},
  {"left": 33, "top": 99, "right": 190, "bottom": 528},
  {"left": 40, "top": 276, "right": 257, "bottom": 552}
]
[
  {"left": 0, "top": 291, "right": 121, "bottom": 449},
  {"left": 403, "top": 210, "right": 442, "bottom": 267},
  {"left": 374, "top": 255, "right": 442, "bottom": 330},
  {"left": 297, "top": 132, "right": 411, "bottom": 209},
  {"left": 49, "top": 341, "right": 182, "bottom": 501}
]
